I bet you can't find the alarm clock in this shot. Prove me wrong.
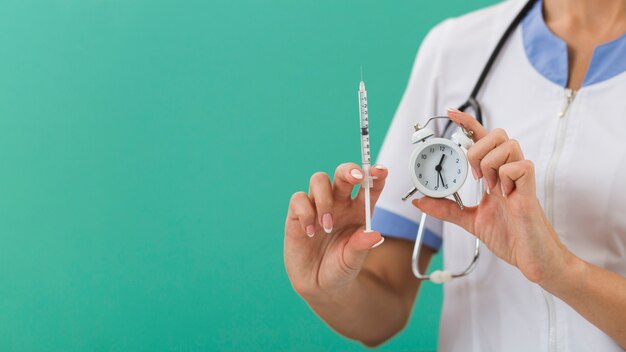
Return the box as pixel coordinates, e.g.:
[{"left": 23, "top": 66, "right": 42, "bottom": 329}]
[{"left": 402, "top": 120, "right": 474, "bottom": 209}]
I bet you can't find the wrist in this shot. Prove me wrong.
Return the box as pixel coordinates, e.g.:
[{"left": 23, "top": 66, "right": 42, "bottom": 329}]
[{"left": 537, "top": 245, "right": 586, "bottom": 296}]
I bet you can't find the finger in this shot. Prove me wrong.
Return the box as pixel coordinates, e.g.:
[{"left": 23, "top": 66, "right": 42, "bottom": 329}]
[
  {"left": 355, "top": 164, "right": 389, "bottom": 206},
  {"left": 343, "top": 229, "right": 384, "bottom": 271},
  {"left": 480, "top": 139, "right": 525, "bottom": 192},
  {"left": 499, "top": 160, "right": 536, "bottom": 197},
  {"left": 368, "top": 164, "right": 388, "bottom": 204},
  {"left": 287, "top": 192, "right": 317, "bottom": 237},
  {"left": 309, "top": 172, "right": 334, "bottom": 233},
  {"left": 446, "top": 108, "right": 488, "bottom": 141},
  {"left": 332, "top": 162, "right": 364, "bottom": 202},
  {"left": 467, "top": 128, "right": 509, "bottom": 181},
  {"left": 412, "top": 197, "right": 476, "bottom": 234}
]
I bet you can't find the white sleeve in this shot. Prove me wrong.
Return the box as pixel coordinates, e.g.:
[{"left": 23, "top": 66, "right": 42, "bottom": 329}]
[{"left": 371, "top": 21, "right": 450, "bottom": 250}]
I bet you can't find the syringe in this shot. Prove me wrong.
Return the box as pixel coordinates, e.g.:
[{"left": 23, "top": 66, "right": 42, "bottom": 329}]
[{"left": 358, "top": 70, "right": 374, "bottom": 233}]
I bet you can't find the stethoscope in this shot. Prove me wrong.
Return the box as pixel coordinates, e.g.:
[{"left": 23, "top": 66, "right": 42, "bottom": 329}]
[{"left": 411, "top": 0, "right": 538, "bottom": 283}]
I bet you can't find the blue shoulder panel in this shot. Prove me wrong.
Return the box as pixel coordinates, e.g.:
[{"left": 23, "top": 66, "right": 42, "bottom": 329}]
[{"left": 372, "top": 207, "right": 442, "bottom": 251}]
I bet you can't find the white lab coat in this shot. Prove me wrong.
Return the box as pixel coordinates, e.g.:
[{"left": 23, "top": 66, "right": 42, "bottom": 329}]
[{"left": 374, "top": 0, "right": 626, "bottom": 351}]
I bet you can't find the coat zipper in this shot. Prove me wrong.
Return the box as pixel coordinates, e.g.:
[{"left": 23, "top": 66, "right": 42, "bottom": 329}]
[
  {"left": 543, "top": 88, "right": 576, "bottom": 352},
  {"left": 546, "top": 88, "right": 576, "bottom": 220}
]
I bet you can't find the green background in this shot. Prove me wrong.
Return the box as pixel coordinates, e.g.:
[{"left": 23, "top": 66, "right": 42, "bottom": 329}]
[{"left": 0, "top": 0, "right": 496, "bottom": 351}]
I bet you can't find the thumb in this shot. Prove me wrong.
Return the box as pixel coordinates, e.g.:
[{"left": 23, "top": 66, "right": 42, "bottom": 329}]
[
  {"left": 412, "top": 197, "right": 476, "bottom": 234},
  {"left": 343, "top": 229, "right": 384, "bottom": 271}
]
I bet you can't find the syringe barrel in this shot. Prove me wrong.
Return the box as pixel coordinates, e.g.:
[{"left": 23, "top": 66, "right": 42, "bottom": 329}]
[{"left": 358, "top": 89, "right": 371, "bottom": 166}]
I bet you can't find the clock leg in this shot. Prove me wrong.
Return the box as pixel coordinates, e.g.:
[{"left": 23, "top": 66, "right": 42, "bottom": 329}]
[
  {"left": 453, "top": 192, "right": 465, "bottom": 210},
  {"left": 402, "top": 187, "right": 418, "bottom": 201}
]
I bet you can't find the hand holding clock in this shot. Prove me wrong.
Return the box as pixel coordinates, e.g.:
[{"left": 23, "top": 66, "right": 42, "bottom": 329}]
[
  {"left": 412, "top": 108, "right": 572, "bottom": 285},
  {"left": 413, "top": 109, "right": 626, "bottom": 347}
]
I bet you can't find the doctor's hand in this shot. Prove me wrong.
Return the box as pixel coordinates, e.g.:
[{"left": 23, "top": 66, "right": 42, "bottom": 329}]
[
  {"left": 412, "top": 109, "right": 571, "bottom": 285},
  {"left": 284, "top": 163, "right": 387, "bottom": 300}
]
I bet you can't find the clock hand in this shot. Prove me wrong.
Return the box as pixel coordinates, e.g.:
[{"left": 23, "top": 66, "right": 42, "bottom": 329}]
[
  {"left": 435, "top": 154, "right": 446, "bottom": 189},
  {"left": 439, "top": 170, "right": 447, "bottom": 189}
]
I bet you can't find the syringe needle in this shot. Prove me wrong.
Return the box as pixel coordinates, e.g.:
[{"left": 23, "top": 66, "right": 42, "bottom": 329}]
[{"left": 360, "top": 65, "right": 363, "bottom": 81}]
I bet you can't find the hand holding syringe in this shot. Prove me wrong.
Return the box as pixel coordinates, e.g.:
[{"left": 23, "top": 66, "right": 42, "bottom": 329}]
[{"left": 284, "top": 70, "right": 389, "bottom": 335}]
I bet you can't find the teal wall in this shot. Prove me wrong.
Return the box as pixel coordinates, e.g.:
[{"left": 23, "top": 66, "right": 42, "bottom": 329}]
[{"left": 0, "top": 1, "right": 497, "bottom": 351}]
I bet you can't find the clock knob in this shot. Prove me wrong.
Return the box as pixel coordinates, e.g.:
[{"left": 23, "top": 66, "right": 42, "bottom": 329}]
[
  {"left": 411, "top": 127, "right": 435, "bottom": 144},
  {"left": 452, "top": 131, "right": 472, "bottom": 150}
]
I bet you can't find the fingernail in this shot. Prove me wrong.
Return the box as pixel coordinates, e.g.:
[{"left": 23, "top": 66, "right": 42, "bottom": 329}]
[
  {"left": 501, "top": 184, "right": 507, "bottom": 198},
  {"left": 374, "top": 164, "right": 386, "bottom": 170},
  {"left": 486, "top": 187, "right": 491, "bottom": 195},
  {"left": 471, "top": 167, "right": 479, "bottom": 180},
  {"left": 446, "top": 107, "right": 461, "bottom": 113},
  {"left": 306, "top": 225, "right": 315, "bottom": 237},
  {"left": 350, "top": 169, "right": 363, "bottom": 180},
  {"left": 322, "top": 213, "right": 333, "bottom": 234},
  {"left": 371, "top": 237, "right": 385, "bottom": 249}
]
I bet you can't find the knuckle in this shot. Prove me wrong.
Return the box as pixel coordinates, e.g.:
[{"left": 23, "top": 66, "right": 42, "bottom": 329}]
[
  {"left": 310, "top": 171, "right": 330, "bottom": 185},
  {"left": 493, "top": 128, "right": 508, "bottom": 138},
  {"left": 339, "top": 162, "right": 359, "bottom": 171},
  {"left": 335, "top": 163, "right": 349, "bottom": 174},
  {"left": 336, "top": 162, "right": 361, "bottom": 180},
  {"left": 290, "top": 192, "right": 314, "bottom": 218},
  {"left": 522, "top": 160, "right": 534, "bottom": 171},
  {"left": 508, "top": 139, "right": 520, "bottom": 149},
  {"left": 290, "top": 191, "right": 308, "bottom": 204},
  {"left": 492, "top": 128, "right": 509, "bottom": 142}
]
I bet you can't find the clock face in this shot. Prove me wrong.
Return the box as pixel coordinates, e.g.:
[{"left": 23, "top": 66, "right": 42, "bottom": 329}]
[{"left": 409, "top": 139, "right": 468, "bottom": 198}]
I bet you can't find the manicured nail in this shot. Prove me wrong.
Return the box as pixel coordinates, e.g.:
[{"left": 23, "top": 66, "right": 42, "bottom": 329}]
[
  {"left": 322, "top": 213, "right": 333, "bottom": 234},
  {"left": 374, "top": 164, "right": 386, "bottom": 170},
  {"left": 306, "top": 225, "right": 315, "bottom": 238},
  {"left": 446, "top": 107, "right": 461, "bottom": 113},
  {"left": 471, "top": 167, "right": 479, "bottom": 181},
  {"left": 371, "top": 237, "right": 385, "bottom": 249},
  {"left": 350, "top": 169, "right": 363, "bottom": 180}
]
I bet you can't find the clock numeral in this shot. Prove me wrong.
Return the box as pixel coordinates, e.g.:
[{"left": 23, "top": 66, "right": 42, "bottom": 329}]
[
  {"left": 453, "top": 179, "right": 457, "bottom": 183},
  {"left": 421, "top": 154, "right": 427, "bottom": 159},
  {"left": 434, "top": 186, "right": 439, "bottom": 190},
  {"left": 429, "top": 147, "right": 435, "bottom": 153},
  {"left": 440, "top": 146, "right": 445, "bottom": 152},
  {"left": 418, "top": 173, "right": 422, "bottom": 179},
  {"left": 425, "top": 180, "right": 429, "bottom": 185},
  {"left": 444, "top": 184, "right": 448, "bottom": 189},
  {"left": 416, "top": 163, "right": 421, "bottom": 168},
  {"left": 457, "top": 169, "right": 461, "bottom": 174},
  {"left": 456, "top": 158, "right": 460, "bottom": 164}
]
